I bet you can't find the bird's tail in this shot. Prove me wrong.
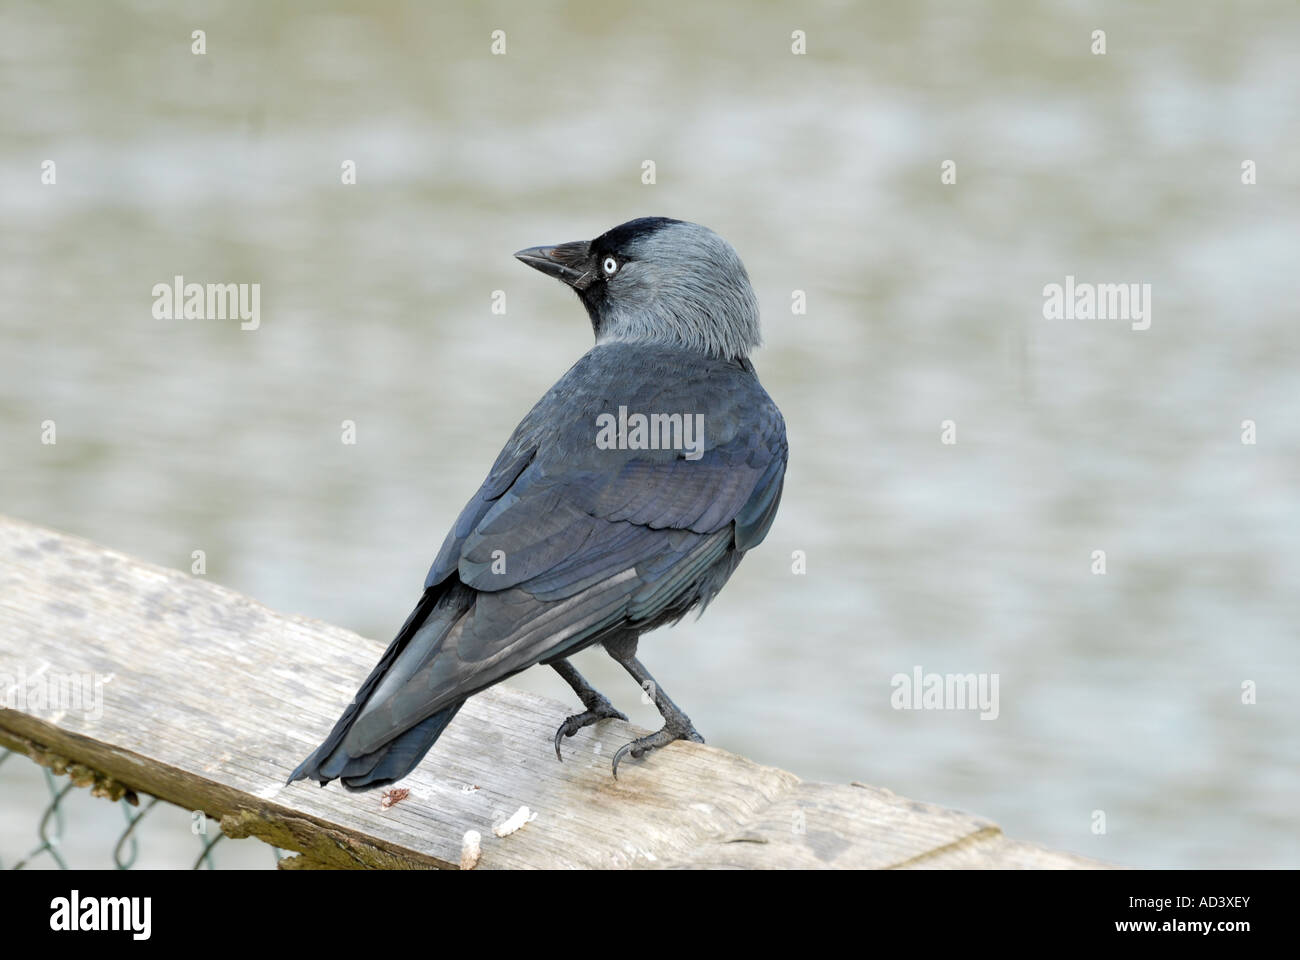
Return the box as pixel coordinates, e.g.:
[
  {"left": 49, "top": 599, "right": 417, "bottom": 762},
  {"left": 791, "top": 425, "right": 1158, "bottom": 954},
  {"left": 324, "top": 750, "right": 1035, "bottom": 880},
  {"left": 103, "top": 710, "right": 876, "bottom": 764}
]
[{"left": 286, "top": 583, "right": 473, "bottom": 792}]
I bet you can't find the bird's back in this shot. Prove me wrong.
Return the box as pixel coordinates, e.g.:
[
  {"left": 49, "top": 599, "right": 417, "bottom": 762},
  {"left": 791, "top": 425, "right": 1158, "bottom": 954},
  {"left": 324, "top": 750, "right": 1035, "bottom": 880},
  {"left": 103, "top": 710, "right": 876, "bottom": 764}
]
[{"left": 289, "top": 340, "right": 786, "bottom": 789}]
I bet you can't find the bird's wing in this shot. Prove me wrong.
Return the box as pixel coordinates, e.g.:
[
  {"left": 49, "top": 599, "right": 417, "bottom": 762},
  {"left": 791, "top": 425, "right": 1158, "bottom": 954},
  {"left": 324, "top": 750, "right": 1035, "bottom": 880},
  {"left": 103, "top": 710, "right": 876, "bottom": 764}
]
[{"left": 343, "top": 344, "right": 786, "bottom": 756}]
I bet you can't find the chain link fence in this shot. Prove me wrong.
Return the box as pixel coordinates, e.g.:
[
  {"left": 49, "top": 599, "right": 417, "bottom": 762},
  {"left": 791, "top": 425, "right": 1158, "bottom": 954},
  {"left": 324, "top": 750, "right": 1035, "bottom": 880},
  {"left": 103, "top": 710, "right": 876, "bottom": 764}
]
[{"left": 0, "top": 748, "right": 285, "bottom": 869}]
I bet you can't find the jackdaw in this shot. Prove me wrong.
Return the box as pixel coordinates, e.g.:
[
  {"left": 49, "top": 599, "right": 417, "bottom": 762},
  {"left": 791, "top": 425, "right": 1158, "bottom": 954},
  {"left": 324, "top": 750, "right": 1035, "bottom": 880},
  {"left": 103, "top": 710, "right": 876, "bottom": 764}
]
[{"left": 288, "top": 217, "right": 787, "bottom": 788}]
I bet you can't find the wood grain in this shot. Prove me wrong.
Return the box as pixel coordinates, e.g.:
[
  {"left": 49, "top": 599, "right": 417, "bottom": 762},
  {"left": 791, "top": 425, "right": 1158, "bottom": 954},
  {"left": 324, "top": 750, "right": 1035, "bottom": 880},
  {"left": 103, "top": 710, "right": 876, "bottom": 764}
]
[{"left": 0, "top": 514, "right": 1102, "bottom": 869}]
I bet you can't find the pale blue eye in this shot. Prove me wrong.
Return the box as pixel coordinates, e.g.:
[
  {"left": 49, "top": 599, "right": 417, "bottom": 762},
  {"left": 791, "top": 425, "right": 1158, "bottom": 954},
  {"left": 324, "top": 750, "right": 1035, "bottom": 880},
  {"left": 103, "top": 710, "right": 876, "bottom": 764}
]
[{"left": 603, "top": 257, "right": 618, "bottom": 275}]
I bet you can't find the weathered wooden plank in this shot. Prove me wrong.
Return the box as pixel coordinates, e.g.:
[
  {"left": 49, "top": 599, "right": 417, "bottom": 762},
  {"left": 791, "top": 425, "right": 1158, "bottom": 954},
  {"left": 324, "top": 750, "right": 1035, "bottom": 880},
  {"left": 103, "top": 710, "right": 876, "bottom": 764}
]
[{"left": 0, "top": 514, "right": 1102, "bottom": 869}]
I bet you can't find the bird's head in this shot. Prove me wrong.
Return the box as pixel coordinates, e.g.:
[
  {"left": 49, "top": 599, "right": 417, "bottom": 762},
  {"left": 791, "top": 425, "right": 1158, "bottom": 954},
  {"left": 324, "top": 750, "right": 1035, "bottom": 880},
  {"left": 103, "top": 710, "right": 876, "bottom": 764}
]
[{"left": 515, "top": 217, "right": 761, "bottom": 361}]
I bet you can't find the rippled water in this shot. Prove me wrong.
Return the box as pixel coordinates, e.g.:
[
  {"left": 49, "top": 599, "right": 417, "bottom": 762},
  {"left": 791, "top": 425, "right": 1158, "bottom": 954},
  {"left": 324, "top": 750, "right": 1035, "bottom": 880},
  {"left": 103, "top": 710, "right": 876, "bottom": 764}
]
[{"left": 2, "top": 0, "right": 1297, "bottom": 868}]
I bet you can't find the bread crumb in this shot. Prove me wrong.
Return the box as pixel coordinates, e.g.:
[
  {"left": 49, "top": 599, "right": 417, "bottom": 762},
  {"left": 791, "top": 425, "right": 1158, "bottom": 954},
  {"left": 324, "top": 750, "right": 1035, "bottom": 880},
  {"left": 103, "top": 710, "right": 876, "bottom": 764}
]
[
  {"left": 460, "top": 830, "right": 482, "bottom": 870},
  {"left": 493, "top": 805, "right": 537, "bottom": 837}
]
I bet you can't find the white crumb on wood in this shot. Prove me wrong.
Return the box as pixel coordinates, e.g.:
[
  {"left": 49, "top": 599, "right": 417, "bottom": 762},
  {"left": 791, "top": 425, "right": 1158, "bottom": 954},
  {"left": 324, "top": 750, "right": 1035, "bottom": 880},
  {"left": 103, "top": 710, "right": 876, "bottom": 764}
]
[
  {"left": 459, "top": 830, "right": 482, "bottom": 870},
  {"left": 493, "top": 805, "right": 537, "bottom": 837}
]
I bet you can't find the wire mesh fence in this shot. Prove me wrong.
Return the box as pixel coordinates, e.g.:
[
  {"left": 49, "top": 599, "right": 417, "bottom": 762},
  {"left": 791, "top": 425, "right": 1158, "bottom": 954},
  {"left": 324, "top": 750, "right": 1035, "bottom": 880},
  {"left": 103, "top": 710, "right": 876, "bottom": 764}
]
[{"left": 0, "top": 748, "right": 285, "bottom": 869}]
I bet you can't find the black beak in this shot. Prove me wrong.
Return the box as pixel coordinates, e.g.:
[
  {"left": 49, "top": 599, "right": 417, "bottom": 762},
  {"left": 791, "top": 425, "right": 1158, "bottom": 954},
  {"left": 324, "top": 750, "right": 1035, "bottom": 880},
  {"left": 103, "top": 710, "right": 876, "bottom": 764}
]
[{"left": 514, "top": 241, "right": 593, "bottom": 289}]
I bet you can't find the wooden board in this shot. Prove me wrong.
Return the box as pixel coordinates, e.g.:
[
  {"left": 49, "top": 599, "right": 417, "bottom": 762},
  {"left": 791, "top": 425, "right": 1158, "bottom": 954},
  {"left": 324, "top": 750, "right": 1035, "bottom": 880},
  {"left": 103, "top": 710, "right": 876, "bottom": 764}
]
[{"left": 0, "top": 514, "right": 1102, "bottom": 869}]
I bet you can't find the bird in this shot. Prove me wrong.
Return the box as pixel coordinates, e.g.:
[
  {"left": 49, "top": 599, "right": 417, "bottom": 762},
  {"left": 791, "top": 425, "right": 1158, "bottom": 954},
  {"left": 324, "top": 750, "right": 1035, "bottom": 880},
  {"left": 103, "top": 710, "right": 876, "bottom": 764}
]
[{"left": 287, "top": 217, "right": 787, "bottom": 789}]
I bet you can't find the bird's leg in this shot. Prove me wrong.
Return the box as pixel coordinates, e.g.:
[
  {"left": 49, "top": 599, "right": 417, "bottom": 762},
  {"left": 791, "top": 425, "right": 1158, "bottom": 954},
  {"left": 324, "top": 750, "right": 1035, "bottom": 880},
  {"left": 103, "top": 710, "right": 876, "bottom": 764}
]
[
  {"left": 602, "top": 635, "right": 705, "bottom": 777},
  {"left": 550, "top": 659, "right": 628, "bottom": 761}
]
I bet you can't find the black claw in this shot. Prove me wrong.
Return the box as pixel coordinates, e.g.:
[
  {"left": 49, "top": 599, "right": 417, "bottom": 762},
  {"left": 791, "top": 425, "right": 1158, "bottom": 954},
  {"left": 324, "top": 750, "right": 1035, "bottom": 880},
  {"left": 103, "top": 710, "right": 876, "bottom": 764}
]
[
  {"left": 609, "top": 721, "right": 704, "bottom": 778},
  {"left": 612, "top": 742, "right": 632, "bottom": 779},
  {"left": 551, "top": 702, "right": 629, "bottom": 762}
]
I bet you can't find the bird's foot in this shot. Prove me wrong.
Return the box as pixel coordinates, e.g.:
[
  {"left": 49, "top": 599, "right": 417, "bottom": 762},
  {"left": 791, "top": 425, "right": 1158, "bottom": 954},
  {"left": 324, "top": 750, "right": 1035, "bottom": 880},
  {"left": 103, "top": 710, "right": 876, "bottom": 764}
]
[
  {"left": 553, "top": 699, "right": 629, "bottom": 761},
  {"left": 611, "top": 719, "right": 704, "bottom": 778}
]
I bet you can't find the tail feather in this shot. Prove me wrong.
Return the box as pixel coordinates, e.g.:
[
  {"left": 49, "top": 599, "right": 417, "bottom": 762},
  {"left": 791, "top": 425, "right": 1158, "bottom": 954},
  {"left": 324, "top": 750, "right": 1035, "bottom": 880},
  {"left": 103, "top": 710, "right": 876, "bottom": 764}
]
[
  {"left": 287, "top": 583, "right": 472, "bottom": 790},
  {"left": 334, "top": 703, "right": 463, "bottom": 791}
]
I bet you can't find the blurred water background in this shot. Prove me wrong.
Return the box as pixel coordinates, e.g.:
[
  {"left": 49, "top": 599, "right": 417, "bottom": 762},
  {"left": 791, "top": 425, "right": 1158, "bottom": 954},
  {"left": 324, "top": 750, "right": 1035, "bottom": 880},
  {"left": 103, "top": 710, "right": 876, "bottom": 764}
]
[{"left": 1, "top": 0, "right": 1297, "bottom": 868}]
